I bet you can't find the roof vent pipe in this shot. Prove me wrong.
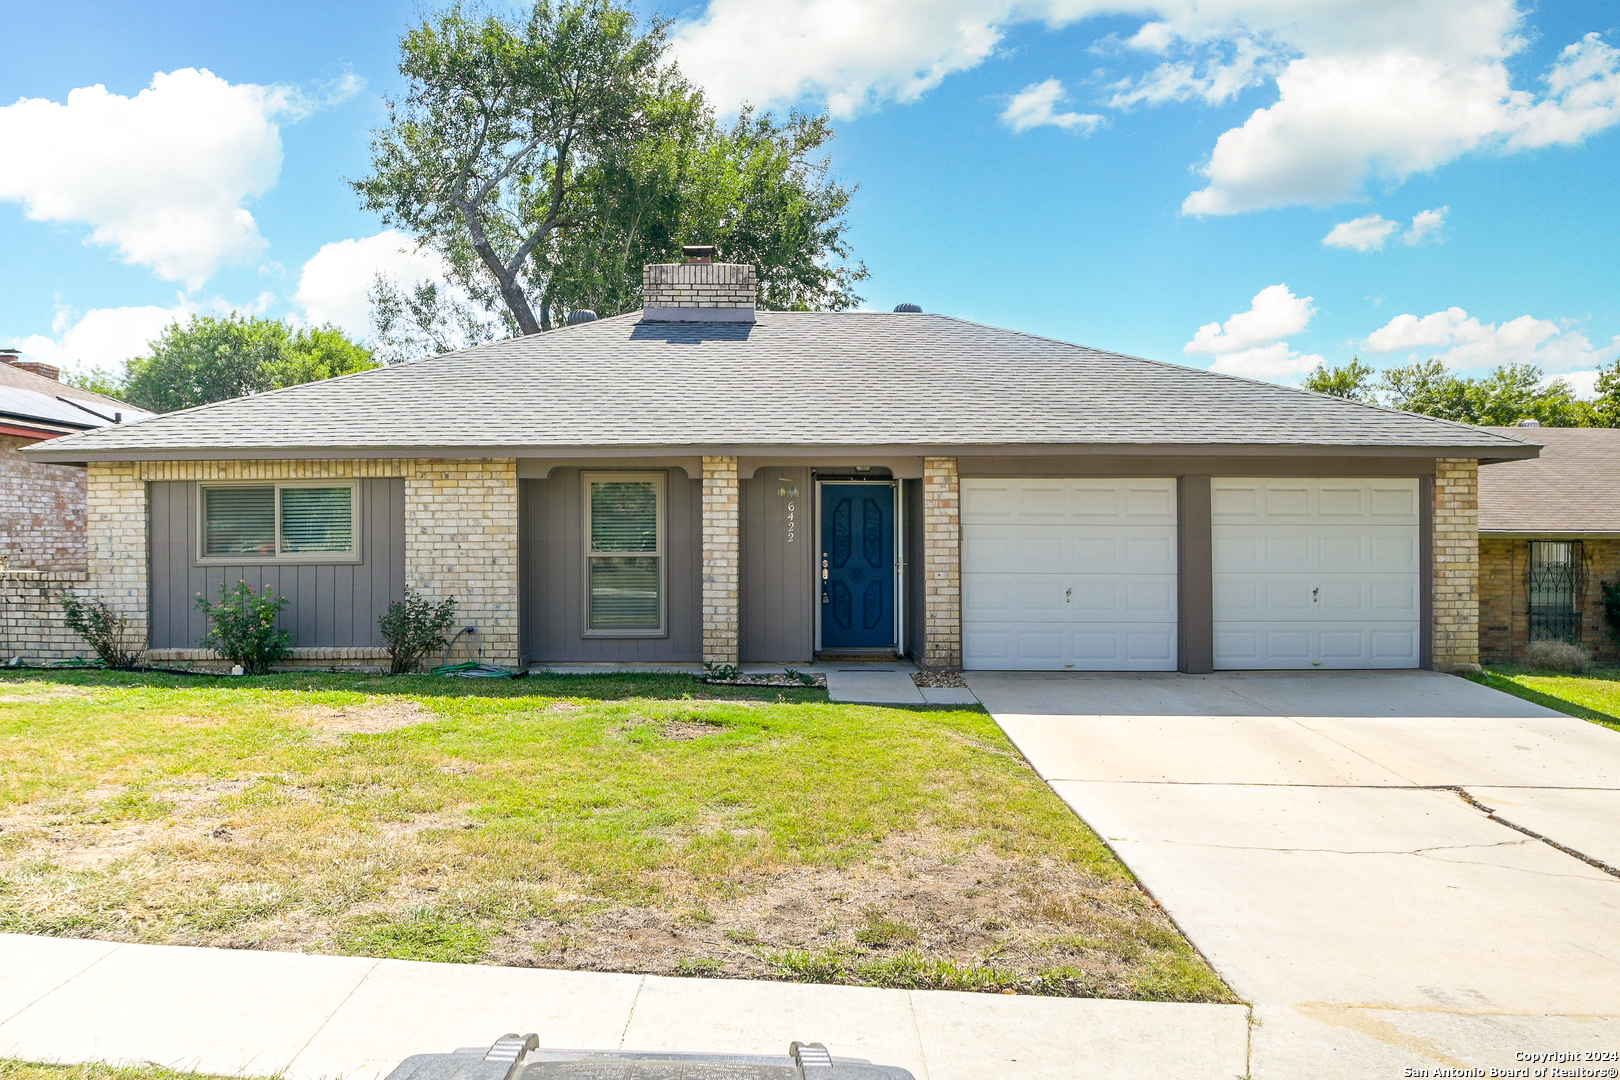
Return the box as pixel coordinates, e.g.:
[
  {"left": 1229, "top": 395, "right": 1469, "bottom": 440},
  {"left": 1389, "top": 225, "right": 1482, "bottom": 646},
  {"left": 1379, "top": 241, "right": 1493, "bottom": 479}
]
[
  {"left": 893, "top": 303, "right": 922, "bottom": 313},
  {"left": 567, "top": 310, "right": 598, "bottom": 325},
  {"left": 1516, "top": 418, "right": 1541, "bottom": 427}
]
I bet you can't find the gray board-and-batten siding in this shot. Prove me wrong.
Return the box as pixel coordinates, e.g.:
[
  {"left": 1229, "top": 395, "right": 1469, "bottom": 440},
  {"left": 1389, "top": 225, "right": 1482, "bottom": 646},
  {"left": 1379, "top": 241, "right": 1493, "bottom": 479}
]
[
  {"left": 519, "top": 468, "right": 704, "bottom": 665},
  {"left": 148, "top": 479, "right": 406, "bottom": 650}
]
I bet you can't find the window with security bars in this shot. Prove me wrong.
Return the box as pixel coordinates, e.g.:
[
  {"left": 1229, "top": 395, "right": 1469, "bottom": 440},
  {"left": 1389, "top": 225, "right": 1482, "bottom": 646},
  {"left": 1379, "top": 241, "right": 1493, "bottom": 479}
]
[
  {"left": 1527, "top": 540, "right": 1582, "bottom": 643},
  {"left": 200, "top": 483, "right": 356, "bottom": 561},
  {"left": 584, "top": 473, "right": 664, "bottom": 634}
]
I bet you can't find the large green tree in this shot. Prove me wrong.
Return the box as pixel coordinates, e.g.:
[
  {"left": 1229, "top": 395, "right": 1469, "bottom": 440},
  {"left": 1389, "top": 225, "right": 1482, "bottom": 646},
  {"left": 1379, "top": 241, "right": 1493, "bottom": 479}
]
[
  {"left": 119, "top": 316, "right": 376, "bottom": 413},
  {"left": 355, "top": 0, "right": 864, "bottom": 343},
  {"left": 1304, "top": 356, "right": 1595, "bottom": 426}
]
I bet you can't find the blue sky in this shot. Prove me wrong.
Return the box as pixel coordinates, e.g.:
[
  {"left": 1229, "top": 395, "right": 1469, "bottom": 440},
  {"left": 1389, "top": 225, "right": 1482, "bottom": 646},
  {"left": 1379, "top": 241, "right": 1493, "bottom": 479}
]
[{"left": 3, "top": 0, "right": 1617, "bottom": 393}]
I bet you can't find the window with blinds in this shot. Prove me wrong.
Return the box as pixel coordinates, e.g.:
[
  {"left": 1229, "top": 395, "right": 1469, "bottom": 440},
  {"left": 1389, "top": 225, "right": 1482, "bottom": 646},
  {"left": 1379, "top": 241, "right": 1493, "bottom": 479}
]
[
  {"left": 199, "top": 483, "right": 357, "bottom": 561},
  {"left": 203, "top": 486, "right": 275, "bottom": 557},
  {"left": 584, "top": 473, "right": 664, "bottom": 633},
  {"left": 280, "top": 487, "right": 354, "bottom": 553}
]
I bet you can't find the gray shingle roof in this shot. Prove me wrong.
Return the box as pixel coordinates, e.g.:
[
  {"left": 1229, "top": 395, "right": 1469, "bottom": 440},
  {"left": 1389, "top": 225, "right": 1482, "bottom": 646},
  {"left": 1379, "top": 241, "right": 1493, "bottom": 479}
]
[
  {"left": 27, "top": 312, "right": 1538, "bottom": 459},
  {"left": 1479, "top": 426, "right": 1620, "bottom": 533}
]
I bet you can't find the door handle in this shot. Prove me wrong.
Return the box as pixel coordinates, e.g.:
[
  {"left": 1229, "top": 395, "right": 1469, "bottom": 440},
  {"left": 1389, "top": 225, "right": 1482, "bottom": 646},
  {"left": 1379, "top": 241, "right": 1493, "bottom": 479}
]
[
  {"left": 1065, "top": 588, "right": 1072, "bottom": 603},
  {"left": 1312, "top": 586, "right": 1319, "bottom": 603}
]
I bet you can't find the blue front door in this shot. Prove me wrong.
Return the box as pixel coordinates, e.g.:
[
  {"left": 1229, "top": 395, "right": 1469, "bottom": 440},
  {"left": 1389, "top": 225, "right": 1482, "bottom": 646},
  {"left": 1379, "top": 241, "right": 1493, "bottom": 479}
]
[{"left": 820, "top": 483, "right": 895, "bottom": 650}]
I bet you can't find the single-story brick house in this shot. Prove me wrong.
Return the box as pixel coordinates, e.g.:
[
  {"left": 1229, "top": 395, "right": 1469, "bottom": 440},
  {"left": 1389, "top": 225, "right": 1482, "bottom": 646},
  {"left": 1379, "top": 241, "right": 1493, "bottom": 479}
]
[
  {"left": 1478, "top": 425, "right": 1619, "bottom": 664},
  {"left": 1, "top": 350, "right": 153, "bottom": 664},
  {"left": 24, "top": 255, "right": 1538, "bottom": 673},
  {"left": 1, "top": 350, "right": 151, "bottom": 572}
]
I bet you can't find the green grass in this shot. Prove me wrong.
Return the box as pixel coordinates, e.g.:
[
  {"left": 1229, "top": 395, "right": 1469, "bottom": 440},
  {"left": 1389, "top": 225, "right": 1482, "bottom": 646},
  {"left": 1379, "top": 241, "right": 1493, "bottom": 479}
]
[
  {"left": 1473, "top": 667, "right": 1620, "bottom": 732},
  {"left": 0, "top": 1063, "right": 250, "bottom": 1080},
  {"left": 0, "top": 668, "right": 1232, "bottom": 1002}
]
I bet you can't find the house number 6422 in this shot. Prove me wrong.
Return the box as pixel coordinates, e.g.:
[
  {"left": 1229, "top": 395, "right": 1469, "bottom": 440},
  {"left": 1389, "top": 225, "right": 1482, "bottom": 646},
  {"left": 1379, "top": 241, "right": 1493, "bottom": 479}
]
[{"left": 786, "top": 502, "right": 795, "bottom": 542}]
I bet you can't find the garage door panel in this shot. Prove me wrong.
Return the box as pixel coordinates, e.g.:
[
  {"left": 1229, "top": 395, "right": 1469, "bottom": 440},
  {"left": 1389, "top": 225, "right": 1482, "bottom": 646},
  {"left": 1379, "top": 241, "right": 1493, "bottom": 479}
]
[
  {"left": 962, "top": 525, "right": 1177, "bottom": 574},
  {"left": 965, "top": 574, "right": 1174, "bottom": 623},
  {"left": 1213, "top": 478, "right": 1420, "bottom": 670},
  {"left": 1212, "top": 526, "right": 1419, "bottom": 573},
  {"left": 1215, "top": 623, "right": 1420, "bottom": 668},
  {"left": 966, "top": 624, "right": 1178, "bottom": 670},
  {"left": 1214, "top": 574, "right": 1419, "bottom": 621},
  {"left": 962, "top": 479, "right": 1177, "bottom": 670},
  {"left": 962, "top": 479, "right": 1177, "bottom": 525},
  {"left": 1213, "top": 479, "right": 1421, "bottom": 524}
]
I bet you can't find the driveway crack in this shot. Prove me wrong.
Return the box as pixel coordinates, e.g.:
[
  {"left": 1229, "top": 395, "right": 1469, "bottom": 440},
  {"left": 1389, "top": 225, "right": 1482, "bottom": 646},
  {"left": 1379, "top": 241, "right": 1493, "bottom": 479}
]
[{"left": 1445, "top": 787, "right": 1620, "bottom": 880}]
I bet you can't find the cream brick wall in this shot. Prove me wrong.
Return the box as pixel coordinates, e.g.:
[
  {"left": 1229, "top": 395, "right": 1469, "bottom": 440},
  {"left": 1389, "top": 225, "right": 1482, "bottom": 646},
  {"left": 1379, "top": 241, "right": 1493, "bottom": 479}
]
[
  {"left": 55, "top": 457, "right": 521, "bottom": 671},
  {"left": 404, "top": 459, "right": 519, "bottom": 669},
  {"left": 87, "top": 461, "right": 149, "bottom": 654},
  {"left": 701, "top": 456, "right": 741, "bottom": 665},
  {"left": 643, "top": 263, "right": 757, "bottom": 309},
  {"left": 922, "top": 456, "right": 962, "bottom": 669},
  {"left": 1433, "top": 458, "right": 1480, "bottom": 671}
]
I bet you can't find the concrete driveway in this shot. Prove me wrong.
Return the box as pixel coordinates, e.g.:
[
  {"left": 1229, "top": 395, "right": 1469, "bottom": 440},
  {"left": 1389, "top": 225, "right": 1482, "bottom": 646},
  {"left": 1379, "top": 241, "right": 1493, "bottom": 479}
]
[{"left": 966, "top": 670, "right": 1620, "bottom": 1080}]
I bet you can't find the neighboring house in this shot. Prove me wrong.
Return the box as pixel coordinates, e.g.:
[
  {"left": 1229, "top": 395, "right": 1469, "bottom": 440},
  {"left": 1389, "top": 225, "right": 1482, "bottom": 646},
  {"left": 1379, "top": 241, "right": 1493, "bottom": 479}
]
[
  {"left": 24, "top": 253, "right": 1537, "bottom": 673},
  {"left": 0, "top": 350, "right": 151, "bottom": 572},
  {"left": 1478, "top": 425, "right": 1620, "bottom": 664}
]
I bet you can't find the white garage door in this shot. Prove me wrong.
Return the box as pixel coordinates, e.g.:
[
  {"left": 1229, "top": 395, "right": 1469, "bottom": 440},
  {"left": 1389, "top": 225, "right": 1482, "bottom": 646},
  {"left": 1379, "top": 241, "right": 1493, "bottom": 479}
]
[
  {"left": 1212, "top": 478, "right": 1420, "bottom": 669},
  {"left": 962, "top": 478, "right": 1178, "bottom": 670}
]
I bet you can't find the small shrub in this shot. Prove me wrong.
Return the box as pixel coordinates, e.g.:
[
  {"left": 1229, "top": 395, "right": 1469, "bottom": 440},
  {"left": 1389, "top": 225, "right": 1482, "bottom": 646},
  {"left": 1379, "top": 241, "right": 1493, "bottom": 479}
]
[
  {"left": 1524, "top": 638, "right": 1593, "bottom": 674},
  {"left": 57, "top": 592, "right": 144, "bottom": 669},
  {"left": 196, "top": 581, "right": 291, "bottom": 674},
  {"left": 703, "top": 662, "right": 741, "bottom": 681},
  {"left": 377, "top": 587, "right": 458, "bottom": 674}
]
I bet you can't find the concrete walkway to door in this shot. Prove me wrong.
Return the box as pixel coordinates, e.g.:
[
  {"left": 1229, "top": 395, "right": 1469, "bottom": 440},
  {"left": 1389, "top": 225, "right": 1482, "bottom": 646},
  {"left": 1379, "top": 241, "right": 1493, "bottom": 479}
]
[{"left": 966, "top": 670, "right": 1620, "bottom": 1080}]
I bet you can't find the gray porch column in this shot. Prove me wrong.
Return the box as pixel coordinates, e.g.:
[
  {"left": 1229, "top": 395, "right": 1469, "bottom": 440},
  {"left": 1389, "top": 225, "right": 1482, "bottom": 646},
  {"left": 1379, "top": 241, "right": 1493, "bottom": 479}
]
[
  {"left": 1177, "top": 475, "right": 1214, "bottom": 674},
  {"left": 701, "top": 455, "right": 741, "bottom": 665}
]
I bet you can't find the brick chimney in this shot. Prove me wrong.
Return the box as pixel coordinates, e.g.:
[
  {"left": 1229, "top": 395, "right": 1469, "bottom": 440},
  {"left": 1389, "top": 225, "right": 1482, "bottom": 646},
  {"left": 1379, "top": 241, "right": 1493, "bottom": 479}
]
[
  {"left": 641, "top": 245, "right": 756, "bottom": 323},
  {"left": 0, "top": 349, "right": 60, "bottom": 381}
]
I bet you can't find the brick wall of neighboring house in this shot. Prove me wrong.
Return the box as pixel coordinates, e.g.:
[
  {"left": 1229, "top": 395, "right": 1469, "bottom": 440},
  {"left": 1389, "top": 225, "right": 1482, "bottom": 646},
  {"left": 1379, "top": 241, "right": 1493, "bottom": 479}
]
[
  {"left": 0, "top": 570, "right": 93, "bottom": 663},
  {"left": 0, "top": 435, "right": 87, "bottom": 572},
  {"left": 1479, "top": 537, "right": 1620, "bottom": 665}
]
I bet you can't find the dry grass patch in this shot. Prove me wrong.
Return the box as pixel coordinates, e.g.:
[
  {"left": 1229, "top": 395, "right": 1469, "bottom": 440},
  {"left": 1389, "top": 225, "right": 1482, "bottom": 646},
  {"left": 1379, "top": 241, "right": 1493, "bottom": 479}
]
[{"left": 0, "top": 669, "right": 1232, "bottom": 1002}]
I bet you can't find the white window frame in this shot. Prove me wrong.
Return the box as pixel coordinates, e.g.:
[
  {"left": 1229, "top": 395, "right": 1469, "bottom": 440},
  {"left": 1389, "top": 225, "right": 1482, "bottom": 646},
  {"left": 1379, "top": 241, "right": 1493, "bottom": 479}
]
[
  {"left": 195, "top": 480, "right": 362, "bottom": 565},
  {"left": 582, "top": 470, "right": 667, "bottom": 637}
]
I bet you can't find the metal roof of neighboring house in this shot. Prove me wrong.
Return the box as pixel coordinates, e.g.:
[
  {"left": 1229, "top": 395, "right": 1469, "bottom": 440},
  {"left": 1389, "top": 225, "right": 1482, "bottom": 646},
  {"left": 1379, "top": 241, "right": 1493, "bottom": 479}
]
[
  {"left": 1478, "top": 426, "right": 1620, "bottom": 534},
  {"left": 26, "top": 312, "right": 1539, "bottom": 462}
]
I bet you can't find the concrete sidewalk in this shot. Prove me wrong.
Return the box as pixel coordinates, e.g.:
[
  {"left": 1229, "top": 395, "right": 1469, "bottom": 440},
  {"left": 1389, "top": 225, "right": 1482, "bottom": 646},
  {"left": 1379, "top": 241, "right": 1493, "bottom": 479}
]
[{"left": 0, "top": 934, "right": 1249, "bottom": 1080}]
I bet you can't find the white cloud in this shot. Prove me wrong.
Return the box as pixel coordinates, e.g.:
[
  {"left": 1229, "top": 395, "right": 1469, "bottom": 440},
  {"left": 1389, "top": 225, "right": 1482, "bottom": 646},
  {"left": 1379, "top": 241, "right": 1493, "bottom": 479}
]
[
  {"left": 669, "top": 0, "right": 1010, "bottom": 119},
  {"left": 1323, "top": 206, "right": 1448, "bottom": 251},
  {"left": 1001, "top": 79, "right": 1102, "bottom": 133},
  {"left": 7, "top": 303, "right": 190, "bottom": 377},
  {"left": 1207, "top": 342, "right": 1325, "bottom": 381},
  {"left": 0, "top": 67, "right": 359, "bottom": 287},
  {"left": 1402, "top": 205, "right": 1448, "bottom": 244},
  {"left": 294, "top": 231, "right": 451, "bottom": 340},
  {"left": 1108, "top": 35, "right": 1275, "bottom": 107},
  {"left": 1365, "top": 306, "right": 1620, "bottom": 374},
  {"left": 1184, "top": 284, "right": 1314, "bottom": 356},
  {"left": 1323, "top": 214, "right": 1399, "bottom": 252},
  {"left": 1182, "top": 22, "right": 1620, "bottom": 216},
  {"left": 672, "top": 2, "right": 1620, "bottom": 216}
]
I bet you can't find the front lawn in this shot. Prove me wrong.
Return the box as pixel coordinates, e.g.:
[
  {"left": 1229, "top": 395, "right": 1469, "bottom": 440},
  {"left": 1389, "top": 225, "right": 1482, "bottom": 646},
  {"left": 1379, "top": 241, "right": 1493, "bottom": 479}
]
[
  {"left": 1475, "top": 667, "right": 1620, "bottom": 732},
  {"left": 0, "top": 670, "right": 1230, "bottom": 1001}
]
